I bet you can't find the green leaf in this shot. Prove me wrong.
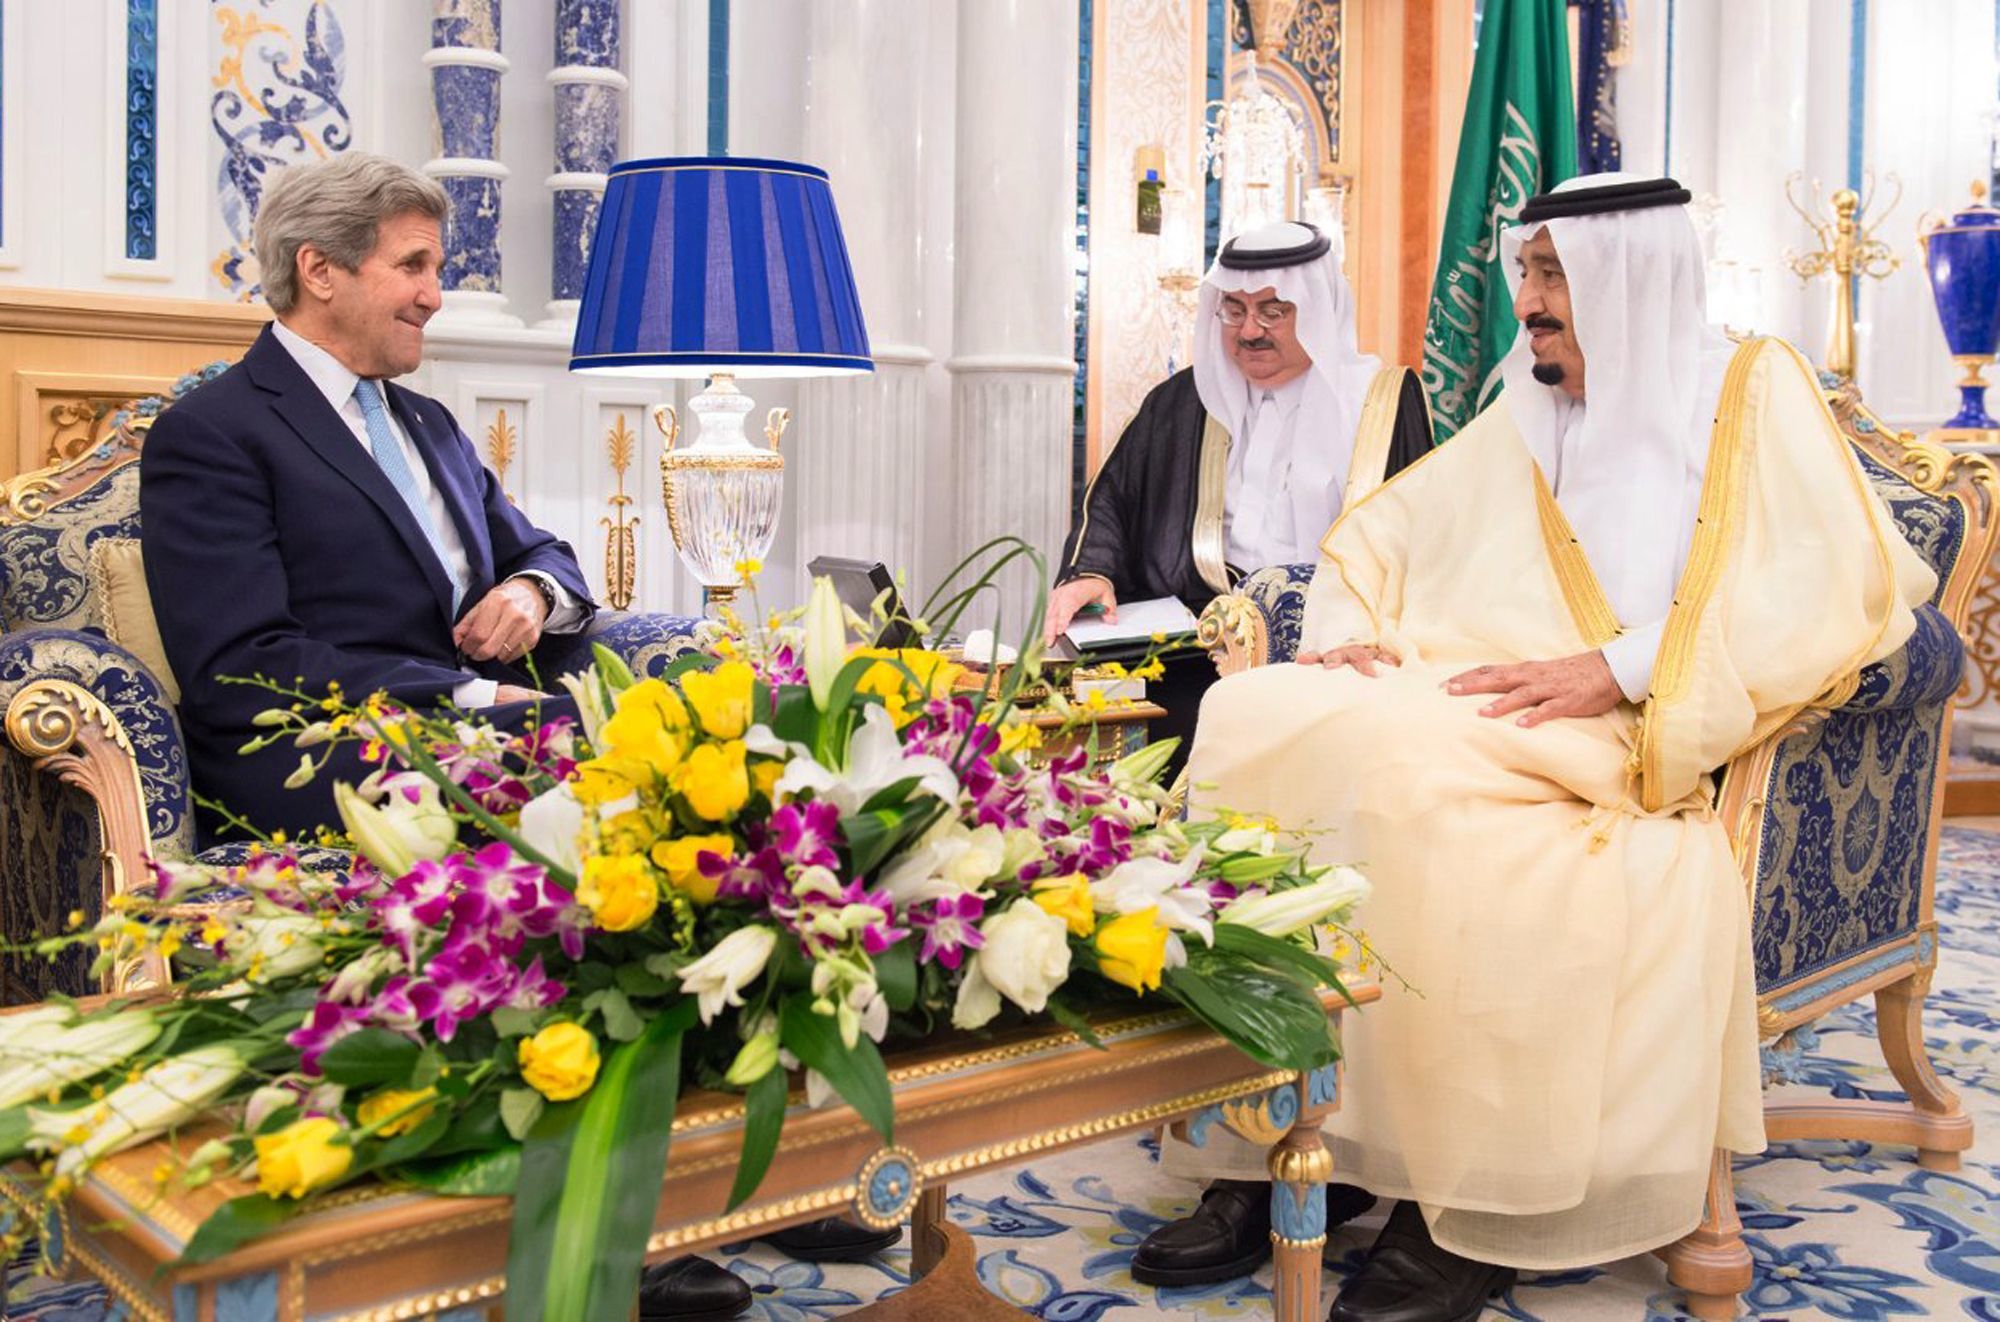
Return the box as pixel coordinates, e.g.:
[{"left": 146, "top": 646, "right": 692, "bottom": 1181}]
[
  {"left": 842, "top": 807, "right": 913, "bottom": 878},
  {"left": 499, "top": 1087, "right": 546, "bottom": 1141},
  {"left": 178, "top": 1194, "right": 306, "bottom": 1266},
  {"left": 644, "top": 950, "right": 695, "bottom": 984},
  {"left": 316, "top": 1029, "right": 421, "bottom": 1088},
  {"left": 779, "top": 997, "right": 892, "bottom": 1143},
  {"left": 410, "top": 1046, "right": 446, "bottom": 1090},
  {"left": 768, "top": 685, "right": 820, "bottom": 746},
  {"left": 874, "top": 942, "right": 917, "bottom": 1013},
  {"left": 1162, "top": 958, "right": 1340, "bottom": 1073},
  {"left": 489, "top": 1006, "right": 542, "bottom": 1039},
  {"left": 427, "top": 1094, "right": 507, "bottom": 1157},
  {"left": 1210, "top": 925, "right": 1353, "bottom": 1005},
  {"left": 595, "top": 989, "right": 644, "bottom": 1043},
  {"left": 660, "top": 651, "right": 717, "bottom": 684},
  {"left": 725, "top": 1066, "right": 789, "bottom": 1211},
  {"left": 372, "top": 1110, "right": 450, "bottom": 1168},
  {"left": 398, "top": 1144, "right": 522, "bottom": 1197},
  {"left": 858, "top": 775, "right": 922, "bottom": 814},
  {"left": 614, "top": 962, "right": 672, "bottom": 998},
  {"left": 591, "top": 643, "right": 638, "bottom": 692},
  {"left": 504, "top": 1000, "right": 698, "bottom": 1322},
  {"left": 1043, "top": 995, "right": 1107, "bottom": 1049}
]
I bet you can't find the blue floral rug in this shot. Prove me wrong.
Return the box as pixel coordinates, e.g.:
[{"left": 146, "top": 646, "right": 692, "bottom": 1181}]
[{"left": 12, "top": 825, "right": 2000, "bottom": 1321}]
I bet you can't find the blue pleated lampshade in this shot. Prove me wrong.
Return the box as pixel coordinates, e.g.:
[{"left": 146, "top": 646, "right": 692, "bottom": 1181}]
[{"left": 569, "top": 156, "right": 873, "bottom": 377}]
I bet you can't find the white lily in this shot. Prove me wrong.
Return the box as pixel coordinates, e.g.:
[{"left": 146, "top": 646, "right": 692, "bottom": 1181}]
[
  {"left": 334, "top": 777, "right": 453, "bottom": 879},
  {"left": 28, "top": 1042, "right": 247, "bottom": 1177},
  {"left": 226, "top": 909, "right": 331, "bottom": 981},
  {"left": 803, "top": 576, "right": 847, "bottom": 711},
  {"left": 678, "top": 925, "right": 779, "bottom": 1024},
  {"left": 518, "top": 783, "right": 588, "bottom": 878},
  {"left": 1092, "top": 847, "right": 1215, "bottom": 944},
  {"left": 774, "top": 704, "right": 958, "bottom": 814},
  {"left": 556, "top": 670, "right": 613, "bottom": 746},
  {"left": 877, "top": 820, "right": 1008, "bottom": 908},
  {"left": 950, "top": 960, "right": 1003, "bottom": 1030},
  {"left": 0, "top": 1005, "right": 78, "bottom": 1063},
  {"left": 1218, "top": 866, "right": 1373, "bottom": 937},
  {"left": 0, "top": 1009, "right": 161, "bottom": 1109}
]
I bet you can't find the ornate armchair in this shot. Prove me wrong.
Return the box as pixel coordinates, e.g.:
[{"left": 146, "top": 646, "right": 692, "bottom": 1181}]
[
  {"left": 0, "top": 370, "right": 706, "bottom": 1002},
  {"left": 1196, "top": 375, "right": 1998, "bottom": 1319}
]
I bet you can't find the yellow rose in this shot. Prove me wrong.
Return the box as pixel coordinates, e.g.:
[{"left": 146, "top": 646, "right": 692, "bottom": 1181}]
[
  {"left": 852, "top": 648, "right": 964, "bottom": 725},
  {"left": 675, "top": 740, "right": 750, "bottom": 822},
  {"left": 518, "top": 1022, "right": 601, "bottom": 1102},
  {"left": 1031, "top": 873, "right": 1096, "bottom": 939},
  {"left": 1093, "top": 906, "right": 1169, "bottom": 995},
  {"left": 650, "top": 834, "right": 733, "bottom": 904},
  {"left": 681, "top": 661, "right": 756, "bottom": 740},
  {"left": 577, "top": 853, "right": 660, "bottom": 932},
  {"left": 255, "top": 1116, "right": 353, "bottom": 1200},
  {"left": 750, "top": 759, "right": 783, "bottom": 805},
  {"left": 356, "top": 1086, "right": 438, "bottom": 1138},
  {"left": 575, "top": 680, "right": 694, "bottom": 802}
]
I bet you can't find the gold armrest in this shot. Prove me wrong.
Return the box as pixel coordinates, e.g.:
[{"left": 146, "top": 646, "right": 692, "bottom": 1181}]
[
  {"left": 1197, "top": 593, "right": 1270, "bottom": 676},
  {"left": 5, "top": 679, "right": 167, "bottom": 993}
]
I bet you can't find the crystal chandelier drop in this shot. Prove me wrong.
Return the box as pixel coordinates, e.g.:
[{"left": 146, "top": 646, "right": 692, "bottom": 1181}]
[{"left": 1200, "top": 50, "right": 1308, "bottom": 240}]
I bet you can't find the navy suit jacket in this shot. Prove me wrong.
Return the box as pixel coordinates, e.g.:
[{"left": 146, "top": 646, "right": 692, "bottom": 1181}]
[{"left": 141, "top": 325, "right": 596, "bottom": 836}]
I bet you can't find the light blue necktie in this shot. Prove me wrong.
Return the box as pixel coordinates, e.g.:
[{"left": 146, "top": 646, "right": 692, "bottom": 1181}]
[{"left": 352, "top": 379, "right": 465, "bottom": 612}]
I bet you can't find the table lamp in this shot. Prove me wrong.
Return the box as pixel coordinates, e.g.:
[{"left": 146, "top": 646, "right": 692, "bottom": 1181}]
[{"left": 569, "top": 156, "right": 873, "bottom": 607}]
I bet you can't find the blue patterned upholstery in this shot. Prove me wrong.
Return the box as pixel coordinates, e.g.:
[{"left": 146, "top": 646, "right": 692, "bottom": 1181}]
[
  {"left": 0, "top": 370, "right": 707, "bottom": 1002},
  {"left": 589, "top": 610, "right": 706, "bottom": 679},
  {"left": 1238, "top": 439, "right": 1970, "bottom": 1005}
]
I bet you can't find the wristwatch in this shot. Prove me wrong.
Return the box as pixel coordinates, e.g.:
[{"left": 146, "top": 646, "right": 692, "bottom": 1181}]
[{"left": 514, "top": 574, "right": 558, "bottom": 620}]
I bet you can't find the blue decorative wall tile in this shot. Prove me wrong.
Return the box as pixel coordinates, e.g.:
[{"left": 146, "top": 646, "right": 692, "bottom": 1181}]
[
  {"left": 209, "top": 1, "right": 353, "bottom": 300},
  {"left": 125, "top": 0, "right": 158, "bottom": 261}
]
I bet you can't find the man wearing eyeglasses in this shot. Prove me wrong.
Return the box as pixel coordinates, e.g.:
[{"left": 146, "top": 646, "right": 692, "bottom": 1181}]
[{"left": 1045, "top": 220, "right": 1432, "bottom": 765}]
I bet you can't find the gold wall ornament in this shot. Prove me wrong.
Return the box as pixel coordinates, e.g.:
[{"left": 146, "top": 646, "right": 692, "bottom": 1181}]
[
  {"left": 484, "top": 407, "right": 518, "bottom": 505},
  {"left": 600, "top": 414, "right": 640, "bottom": 611},
  {"left": 1784, "top": 171, "right": 1903, "bottom": 380}
]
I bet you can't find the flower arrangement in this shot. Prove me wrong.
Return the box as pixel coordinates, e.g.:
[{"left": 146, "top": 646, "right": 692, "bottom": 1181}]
[{"left": 0, "top": 558, "right": 1369, "bottom": 1321}]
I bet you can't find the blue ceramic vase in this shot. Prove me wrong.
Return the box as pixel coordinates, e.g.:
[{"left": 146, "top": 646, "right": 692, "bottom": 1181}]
[{"left": 1921, "top": 185, "right": 2000, "bottom": 431}]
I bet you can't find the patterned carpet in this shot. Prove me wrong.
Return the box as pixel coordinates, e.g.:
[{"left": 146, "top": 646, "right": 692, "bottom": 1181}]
[{"left": 12, "top": 827, "right": 2000, "bottom": 1321}]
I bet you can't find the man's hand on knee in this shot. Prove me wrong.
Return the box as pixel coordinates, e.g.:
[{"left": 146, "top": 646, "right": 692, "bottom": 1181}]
[
  {"left": 1444, "top": 650, "right": 1624, "bottom": 726},
  {"left": 455, "top": 579, "right": 549, "bottom": 663},
  {"left": 1295, "top": 643, "right": 1401, "bottom": 677}
]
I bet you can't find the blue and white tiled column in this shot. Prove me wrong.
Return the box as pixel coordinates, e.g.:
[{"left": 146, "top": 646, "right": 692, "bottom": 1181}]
[
  {"left": 425, "top": 0, "right": 519, "bottom": 327},
  {"left": 541, "top": 0, "right": 623, "bottom": 329}
]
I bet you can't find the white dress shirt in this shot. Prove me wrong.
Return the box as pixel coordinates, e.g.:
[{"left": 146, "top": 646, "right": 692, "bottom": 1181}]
[
  {"left": 269, "top": 321, "right": 583, "bottom": 708},
  {"left": 1224, "top": 372, "right": 1323, "bottom": 573},
  {"left": 1542, "top": 398, "right": 1666, "bottom": 704}
]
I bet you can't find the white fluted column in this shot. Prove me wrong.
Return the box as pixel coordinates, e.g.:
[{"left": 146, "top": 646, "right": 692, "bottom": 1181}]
[
  {"left": 947, "top": 0, "right": 1079, "bottom": 635},
  {"left": 794, "top": 0, "right": 937, "bottom": 603}
]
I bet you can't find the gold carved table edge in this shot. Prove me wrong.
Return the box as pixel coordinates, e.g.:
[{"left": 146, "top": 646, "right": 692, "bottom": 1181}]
[{"left": 10, "top": 986, "right": 1376, "bottom": 1322}]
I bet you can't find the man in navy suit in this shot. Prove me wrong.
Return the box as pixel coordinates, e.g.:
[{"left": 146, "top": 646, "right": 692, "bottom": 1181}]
[
  {"left": 141, "top": 152, "right": 863, "bottom": 1321},
  {"left": 141, "top": 153, "right": 599, "bottom": 842}
]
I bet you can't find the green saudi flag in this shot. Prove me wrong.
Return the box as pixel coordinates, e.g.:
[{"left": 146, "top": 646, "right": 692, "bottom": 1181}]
[{"left": 1421, "top": 0, "right": 1577, "bottom": 441}]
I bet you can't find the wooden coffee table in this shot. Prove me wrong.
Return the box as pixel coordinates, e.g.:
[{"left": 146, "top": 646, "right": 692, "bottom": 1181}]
[{"left": 3, "top": 989, "right": 1374, "bottom": 1320}]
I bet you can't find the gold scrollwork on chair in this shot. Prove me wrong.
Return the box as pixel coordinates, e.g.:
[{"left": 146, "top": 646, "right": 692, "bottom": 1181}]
[
  {"left": 1197, "top": 593, "right": 1268, "bottom": 677},
  {"left": 4, "top": 680, "right": 166, "bottom": 993}
]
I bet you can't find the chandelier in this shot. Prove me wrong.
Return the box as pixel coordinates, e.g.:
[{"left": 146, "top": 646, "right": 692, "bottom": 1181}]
[{"left": 1200, "top": 50, "right": 1308, "bottom": 240}]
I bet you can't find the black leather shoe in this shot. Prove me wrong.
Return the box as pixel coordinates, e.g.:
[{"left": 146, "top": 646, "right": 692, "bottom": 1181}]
[
  {"left": 1328, "top": 1201, "right": 1515, "bottom": 1322},
  {"left": 1134, "top": 1180, "right": 1376, "bottom": 1286},
  {"left": 762, "top": 1215, "right": 901, "bottom": 1262},
  {"left": 637, "top": 1255, "right": 752, "bottom": 1322}
]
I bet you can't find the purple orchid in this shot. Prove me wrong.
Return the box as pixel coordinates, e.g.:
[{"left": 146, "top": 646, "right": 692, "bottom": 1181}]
[
  {"left": 912, "top": 893, "right": 987, "bottom": 969},
  {"left": 287, "top": 1000, "right": 370, "bottom": 1074},
  {"left": 771, "top": 801, "right": 842, "bottom": 871}
]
